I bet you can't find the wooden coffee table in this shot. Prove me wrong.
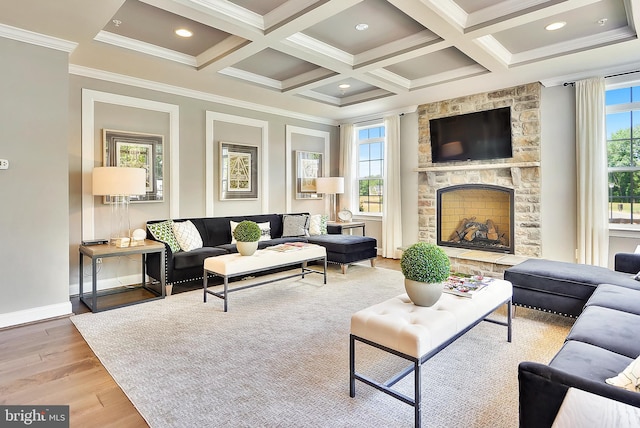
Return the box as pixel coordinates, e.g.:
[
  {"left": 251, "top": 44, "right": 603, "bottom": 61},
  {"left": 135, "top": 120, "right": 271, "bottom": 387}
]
[{"left": 203, "top": 243, "right": 327, "bottom": 312}]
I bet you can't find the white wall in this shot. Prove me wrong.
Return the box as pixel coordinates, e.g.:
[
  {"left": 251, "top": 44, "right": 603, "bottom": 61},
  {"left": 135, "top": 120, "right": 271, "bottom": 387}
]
[
  {"left": 0, "top": 37, "right": 71, "bottom": 326},
  {"left": 400, "top": 112, "right": 419, "bottom": 246}
]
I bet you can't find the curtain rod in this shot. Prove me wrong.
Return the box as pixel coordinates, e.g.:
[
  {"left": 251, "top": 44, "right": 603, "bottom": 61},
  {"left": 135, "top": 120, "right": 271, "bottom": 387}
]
[
  {"left": 563, "top": 70, "right": 640, "bottom": 86},
  {"left": 341, "top": 113, "right": 404, "bottom": 127}
]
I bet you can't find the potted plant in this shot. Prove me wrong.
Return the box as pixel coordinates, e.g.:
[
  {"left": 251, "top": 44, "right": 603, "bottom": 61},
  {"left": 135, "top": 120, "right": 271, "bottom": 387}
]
[
  {"left": 400, "top": 242, "right": 451, "bottom": 306},
  {"left": 233, "top": 220, "right": 262, "bottom": 256}
]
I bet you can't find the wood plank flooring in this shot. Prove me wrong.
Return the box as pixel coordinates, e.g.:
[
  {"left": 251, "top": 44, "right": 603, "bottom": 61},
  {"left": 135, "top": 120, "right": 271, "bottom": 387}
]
[{"left": 0, "top": 257, "right": 400, "bottom": 427}]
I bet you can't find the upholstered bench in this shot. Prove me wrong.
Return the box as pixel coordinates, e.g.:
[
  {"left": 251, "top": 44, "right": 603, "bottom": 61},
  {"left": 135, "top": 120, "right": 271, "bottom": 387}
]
[
  {"left": 349, "top": 280, "right": 512, "bottom": 428},
  {"left": 504, "top": 258, "right": 640, "bottom": 317},
  {"left": 307, "top": 234, "right": 377, "bottom": 274}
]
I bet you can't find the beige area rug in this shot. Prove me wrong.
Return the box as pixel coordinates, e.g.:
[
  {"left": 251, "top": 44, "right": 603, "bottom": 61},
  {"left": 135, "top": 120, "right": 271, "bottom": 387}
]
[{"left": 71, "top": 265, "right": 574, "bottom": 428}]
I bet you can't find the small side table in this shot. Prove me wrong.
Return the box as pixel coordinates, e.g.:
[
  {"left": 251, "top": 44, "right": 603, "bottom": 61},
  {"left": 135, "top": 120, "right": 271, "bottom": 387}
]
[
  {"left": 327, "top": 221, "right": 366, "bottom": 236},
  {"left": 78, "top": 240, "right": 166, "bottom": 312}
]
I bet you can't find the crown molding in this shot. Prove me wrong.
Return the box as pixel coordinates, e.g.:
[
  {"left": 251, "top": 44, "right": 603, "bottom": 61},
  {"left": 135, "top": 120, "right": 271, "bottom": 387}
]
[
  {"left": 69, "top": 64, "right": 338, "bottom": 126},
  {"left": 0, "top": 23, "right": 77, "bottom": 53},
  {"left": 94, "top": 31, "right": 197, "bottom": 67}
]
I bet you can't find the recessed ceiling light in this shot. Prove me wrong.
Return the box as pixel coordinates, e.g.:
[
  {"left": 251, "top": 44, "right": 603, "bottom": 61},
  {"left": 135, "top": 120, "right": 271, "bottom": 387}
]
[
  {"left": 355, "top": 23, "right": 369, "bottom": 31},
  {"left": 175, "top": 28, "right": 193, "bottom": 38},
  {"left": 338, "top": 84, "right": 351, "bottom": 89},
  {"left": 545, "top": 21, "right": 566, "bottom": 31}
]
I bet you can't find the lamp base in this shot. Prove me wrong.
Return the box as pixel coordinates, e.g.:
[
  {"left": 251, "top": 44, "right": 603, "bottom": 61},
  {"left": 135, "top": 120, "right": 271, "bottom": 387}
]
[{"left": 111, "top": 237, "right": 131, "bottom": 248}]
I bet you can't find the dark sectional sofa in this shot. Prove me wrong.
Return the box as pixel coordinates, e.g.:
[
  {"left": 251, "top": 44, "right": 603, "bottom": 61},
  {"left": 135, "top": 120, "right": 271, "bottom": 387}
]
[
  {"left": 504, "top": 254, "right": 640, "bottom": 427},
  {"left": 145, "top": 213, "right": 377, "bottom": 291}
]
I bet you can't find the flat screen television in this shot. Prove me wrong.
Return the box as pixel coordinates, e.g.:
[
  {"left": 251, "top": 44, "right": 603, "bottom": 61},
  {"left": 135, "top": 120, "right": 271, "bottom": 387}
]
[{"left": 430, "top": 107, "right": 512, "bottom": 163}]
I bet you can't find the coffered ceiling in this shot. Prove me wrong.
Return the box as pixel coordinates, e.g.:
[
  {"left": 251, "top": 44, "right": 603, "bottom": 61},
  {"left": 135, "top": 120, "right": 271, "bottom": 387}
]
[{"left": 1, "top": 0, "right": 639, "bottom": 122}]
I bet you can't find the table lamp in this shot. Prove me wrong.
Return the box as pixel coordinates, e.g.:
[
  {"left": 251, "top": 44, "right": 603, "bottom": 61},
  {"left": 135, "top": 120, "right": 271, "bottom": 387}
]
[
  {"left": 316, "top": 177, "right": 344, "bottom": 222},
  {"left": 92, "top": 167, "right": 146, "bottom": 247}
]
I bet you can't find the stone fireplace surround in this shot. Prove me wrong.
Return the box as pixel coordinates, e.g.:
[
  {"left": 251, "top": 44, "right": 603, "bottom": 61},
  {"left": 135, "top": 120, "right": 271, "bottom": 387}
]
[{"left": 416, "top": 83, "right": 542, "bottom": 277}]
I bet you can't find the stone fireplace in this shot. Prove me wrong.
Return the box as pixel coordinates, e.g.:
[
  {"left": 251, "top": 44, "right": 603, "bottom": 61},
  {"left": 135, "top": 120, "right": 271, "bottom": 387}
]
[
  {"left": 437, "top": 184, "right": 514, "bottom": 254},
  {"left": 416, "top": 83, "right": 542, "bottom": 276}
]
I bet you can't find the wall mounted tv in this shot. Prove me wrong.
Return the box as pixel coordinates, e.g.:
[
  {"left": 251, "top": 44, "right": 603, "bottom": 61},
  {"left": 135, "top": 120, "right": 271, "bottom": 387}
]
[{"left": 430, "top": 106, "right": 513, "bottom": 163}]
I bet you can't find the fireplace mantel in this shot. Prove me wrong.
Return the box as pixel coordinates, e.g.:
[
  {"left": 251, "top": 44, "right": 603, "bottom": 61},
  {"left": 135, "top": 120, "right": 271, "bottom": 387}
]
[{"left": 414, "top": 161, "right": 540, "bottom": 173}]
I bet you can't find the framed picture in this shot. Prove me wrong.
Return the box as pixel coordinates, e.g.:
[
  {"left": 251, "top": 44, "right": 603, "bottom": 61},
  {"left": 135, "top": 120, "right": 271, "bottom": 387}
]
[
  {"left": 220, "top": 141, "right": 259, "bottom": 200},
  {"left": 296, "top": 150, "right": 323, "bottom": 199},
  {"left": 103, "top": 129, "right": 164, "bottom": 202}
]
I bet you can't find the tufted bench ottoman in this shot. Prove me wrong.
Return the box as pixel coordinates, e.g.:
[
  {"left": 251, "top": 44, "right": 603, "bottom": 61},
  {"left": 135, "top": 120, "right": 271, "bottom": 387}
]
[
  {"left": 307, "top": 234, "right": 377, "bottom": 273},
  {"left": 349, "top": 280, "right": 512, "bottom": 428}
]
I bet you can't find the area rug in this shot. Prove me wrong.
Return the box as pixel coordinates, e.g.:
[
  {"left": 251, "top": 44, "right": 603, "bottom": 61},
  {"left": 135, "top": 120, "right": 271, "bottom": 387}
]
[{"left": 70, "top": 265, "right": 573, "bottom": 428}]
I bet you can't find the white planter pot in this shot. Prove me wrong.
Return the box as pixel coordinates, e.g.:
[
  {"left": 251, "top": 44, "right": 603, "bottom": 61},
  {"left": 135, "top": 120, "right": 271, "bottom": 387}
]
[
  {"left": 237, "top": 241, "right": 258, "bottom": 256},
  {"left": 404, "top": 278, "right": 443, "bottom": 307}
]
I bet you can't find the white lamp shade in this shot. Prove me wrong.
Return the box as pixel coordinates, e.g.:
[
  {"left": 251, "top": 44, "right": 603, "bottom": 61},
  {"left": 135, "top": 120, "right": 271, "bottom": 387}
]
[
  {"left": 92, "top": 167, "right": 146, "bottom": 196},
  {"left": 316, "top": 177, "right": 344, "bottom": 194}
]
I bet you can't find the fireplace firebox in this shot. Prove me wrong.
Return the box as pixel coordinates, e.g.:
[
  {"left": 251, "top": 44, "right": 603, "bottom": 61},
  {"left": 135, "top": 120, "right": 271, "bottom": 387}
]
[{"left": 437, "top": 184, "right": 515, "bottom": 254}]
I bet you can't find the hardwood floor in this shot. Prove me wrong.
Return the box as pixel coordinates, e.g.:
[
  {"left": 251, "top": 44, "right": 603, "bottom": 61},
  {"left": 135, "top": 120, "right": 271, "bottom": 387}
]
[{"left": 0, "top": 257, "right": 400, "bottom": 427}]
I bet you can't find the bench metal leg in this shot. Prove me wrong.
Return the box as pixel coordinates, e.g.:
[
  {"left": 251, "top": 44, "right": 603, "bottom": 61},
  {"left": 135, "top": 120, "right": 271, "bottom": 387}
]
[{"left": 415, "top": 360, "right": 422, "bottom": 428}]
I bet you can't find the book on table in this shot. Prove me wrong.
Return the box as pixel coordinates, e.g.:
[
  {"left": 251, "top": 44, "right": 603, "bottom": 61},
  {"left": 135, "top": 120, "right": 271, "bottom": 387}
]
[{"left": 442, "top": 274, "right": 493, "bottom": 298}]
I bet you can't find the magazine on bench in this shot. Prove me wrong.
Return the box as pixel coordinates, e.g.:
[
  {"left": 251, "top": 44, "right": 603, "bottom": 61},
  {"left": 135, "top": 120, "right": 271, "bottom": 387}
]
[
  {"left": 443, "top": 274, "right": 493, "bottom": 298},
  {"left": 267, "top": 242, "right": 309, "bottom": 252}
]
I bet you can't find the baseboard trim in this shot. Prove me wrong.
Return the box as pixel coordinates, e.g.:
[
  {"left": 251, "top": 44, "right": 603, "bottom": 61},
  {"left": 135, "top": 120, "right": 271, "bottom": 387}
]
[
  {"left": 0, "top": 301, "right": 73, "bottom": 329},
  {"left": 68, "top": 274, "right": 145, "bottom": 297}
]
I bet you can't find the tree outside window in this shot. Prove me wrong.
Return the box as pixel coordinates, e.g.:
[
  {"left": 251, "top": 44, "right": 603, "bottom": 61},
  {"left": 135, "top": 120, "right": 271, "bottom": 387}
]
[
  {"left": 357, "top": 125, "right": 385, "bottom": 214},
  {"left": 606, "top": 85, "right": 640, "bottom": 225}
]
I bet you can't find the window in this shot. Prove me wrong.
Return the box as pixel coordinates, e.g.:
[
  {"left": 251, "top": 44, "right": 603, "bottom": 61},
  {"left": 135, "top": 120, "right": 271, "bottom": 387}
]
[
  {"left": 356, "top": 124, "right": 385, "bottom": 214},
  {"left": 606, "top": 85, "right": 640, "bottom": 225}
]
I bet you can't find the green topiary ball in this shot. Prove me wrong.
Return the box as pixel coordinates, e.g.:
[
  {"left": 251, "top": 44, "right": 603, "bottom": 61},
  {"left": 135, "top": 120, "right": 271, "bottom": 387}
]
[
  {"left": 400, "top": 242, "right": 451, "bottom": 283},
  {"left": 233, "top": 220, "right": 262, "bottom": 242}
]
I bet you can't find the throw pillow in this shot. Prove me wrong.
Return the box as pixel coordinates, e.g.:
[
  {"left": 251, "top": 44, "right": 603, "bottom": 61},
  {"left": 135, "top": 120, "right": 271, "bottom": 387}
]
[
  {"left": 308, "top": 214, "right": 328, "bottom": 235},
  {"left": 230, "top": 221, "right": 271, "bottom": 244},
  {"left": 172, "top": 220, "right": 203, "bottom": 252},
  {"left": 147, "top": 220, "right": 181, "bottom": 253},
  {"left": 635, "top": 271, "right": 640, "bottom": 281},
  {"left": 282, "top": 214, "right": 310, "bottom": 237},
  {"left": 606, "top": 355, "right": 640, "bottom": 392}
]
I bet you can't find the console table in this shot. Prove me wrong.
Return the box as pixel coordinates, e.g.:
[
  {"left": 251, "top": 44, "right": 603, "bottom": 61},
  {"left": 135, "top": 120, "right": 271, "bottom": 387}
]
[{"left": 78, "top": 240, "right": 166, "bottom": 312}]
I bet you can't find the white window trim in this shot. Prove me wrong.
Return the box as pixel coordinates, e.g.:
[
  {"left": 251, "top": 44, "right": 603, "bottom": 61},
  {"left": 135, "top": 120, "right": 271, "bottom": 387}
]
[{"left": 355, "top": 123, "right": 385, "bottom": 217}]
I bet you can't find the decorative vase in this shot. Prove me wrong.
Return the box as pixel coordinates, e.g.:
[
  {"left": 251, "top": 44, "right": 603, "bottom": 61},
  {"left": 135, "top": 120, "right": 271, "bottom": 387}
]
[
  {"left": 404, "top": 278, "right": 443, "bottom": 307},
  {"left": 237, "top": 241, "right": 258, "bottom": 256}
]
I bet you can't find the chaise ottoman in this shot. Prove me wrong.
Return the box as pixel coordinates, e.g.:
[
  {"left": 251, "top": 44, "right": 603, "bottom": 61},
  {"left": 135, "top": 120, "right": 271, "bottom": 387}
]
[
  {"left": 307, "top": 234, "right": 377, "bottom": 274},
  {"left": 504, "top": 258, "right": 640, "bottom": 317}
]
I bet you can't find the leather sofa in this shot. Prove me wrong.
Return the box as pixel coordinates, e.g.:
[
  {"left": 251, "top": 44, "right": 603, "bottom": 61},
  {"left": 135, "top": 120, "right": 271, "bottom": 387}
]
[
  {"left": 505, "top": 254, "right": 640, "bottom": 427},
  {"left": 145, "top": 213, "right": 377, "bottom": 291}
]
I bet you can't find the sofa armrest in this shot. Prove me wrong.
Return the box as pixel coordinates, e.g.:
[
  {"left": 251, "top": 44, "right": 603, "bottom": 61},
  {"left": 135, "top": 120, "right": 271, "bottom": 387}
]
[
  {"left": 518, "top": 361, "right": 640, "bottom": 428},
  {"left": 614, "top": 252, "right": 640, "bottom": 274},
  {"left": 145, "top": 233, "right": 174, "bottom": 284}
]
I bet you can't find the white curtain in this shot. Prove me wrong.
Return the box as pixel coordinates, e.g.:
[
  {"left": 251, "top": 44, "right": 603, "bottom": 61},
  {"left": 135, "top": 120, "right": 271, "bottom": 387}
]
[
  {"left": 382, "top": 115, "right": 403, "bottom": 259},
  {"left": 339, "top": 123, "right": 355, "bottom": 212},
  {"left": 575, "top": 77, "right": 609, "bottom": 266}
]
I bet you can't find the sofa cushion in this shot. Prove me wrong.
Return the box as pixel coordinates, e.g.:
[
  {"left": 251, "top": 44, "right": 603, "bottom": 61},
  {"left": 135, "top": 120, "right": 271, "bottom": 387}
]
[
  {"left": 173, "top": 247, "right": 228, "bottom": 270},
  {"left": 147, "top": 220, "right": 181, "bottom": 253},
  {"left": 585, "top": 283, "right": 640, "bottom": 315},
  {"left": 308, "top": 214, "right": 328, "bottom": 235},
  {"left": 565, "top": 306, "right": 640, "bottom": 359},
  {"left": 307, "top": 234, "right": 375, "bottom": 254},
  {"left": 606, "top": 355, "right": 640, "bottom": 392},
  {"left": 172, "top": 220, "right": 203, "bottom": 252},
  {"left": 282, "top": 214, "right": 309, "bottom": 237},
  {"left": 549, "top": 340, "right": 633, "bottom": 386}
]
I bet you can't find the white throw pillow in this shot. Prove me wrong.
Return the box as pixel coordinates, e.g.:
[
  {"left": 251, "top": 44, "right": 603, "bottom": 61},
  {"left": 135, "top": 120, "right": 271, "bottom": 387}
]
[
  {"left": 308, "top": 214, "right": 328, "bottom": 235},
  {"left": 282, "top": 214, "right": 310, "bottom": 237},
  {"left": 172, "top": 220, "right": 203, "bottom": 252},
  {"left": 606, "top": 355, "right": 640, "bottom": 392},
  {"left": 230, "top": 221, "right": 271, "bottom": 244}
]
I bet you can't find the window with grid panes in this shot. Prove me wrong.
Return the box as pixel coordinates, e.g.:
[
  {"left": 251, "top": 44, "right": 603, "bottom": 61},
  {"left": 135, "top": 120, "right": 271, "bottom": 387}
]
[
  {"left": 606, "top": 85, "right": 640, "bottom": 225},
  {"left": 357, "top": 124, "right": 385, "bottom": 214}
]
